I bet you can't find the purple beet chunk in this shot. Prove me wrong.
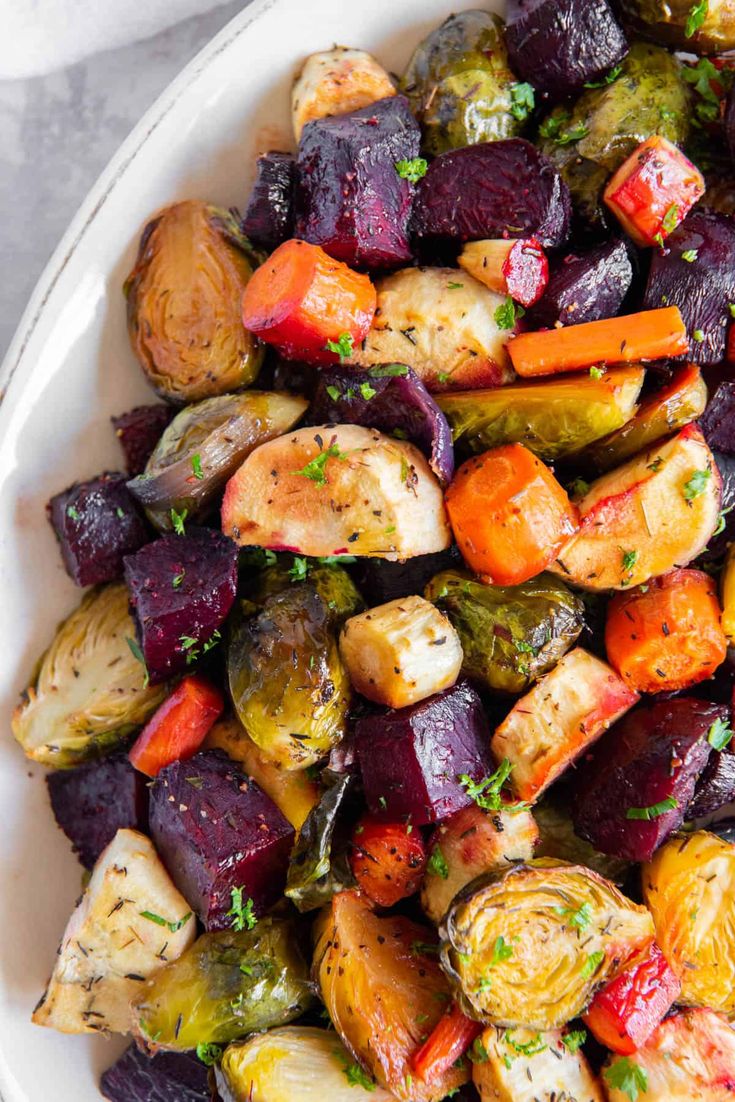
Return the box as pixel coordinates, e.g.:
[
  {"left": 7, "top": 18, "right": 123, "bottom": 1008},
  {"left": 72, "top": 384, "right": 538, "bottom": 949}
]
[
  {"left": 572, "top": 698, "right": 723, "bottom": 862},
  {"left": 308, "top": 364, "right": 454, "bottom": 485},
  {"left": 412, "top": 140, "right": 571, "bottom": 250},
  {"left": 701, "top": 382, "right": 735, "bottom": 456},
  {"left": 241, "top": 151, "right": 296, "bottom": 250},
  {"left": 505, "top": 0, "right": 628, "bottom": 99},
  {"left": 295, "top": 95, "right": 419, "bottom": 269},
  {"left": 149, "top": 750, "right": 294, "bottom": 930},
  {"left": 112, "top": 405, "right": 174, "bottom": 476},
  {"left": 48, "top": 472, "right": 149, "bottom": 587},
  {"left": 687, "top": 750, "right": 735, "bottom": 819},
  {"left": 643, "top": 210, "right": 735, "bottom": 366},
  {"left": 350, "top": 546, "right": 462, "bottom": 606},
  {"left": 726, "top": 85, "right": 735, "bottom": 167},
  {"left": 124, "top": 528, "right": 238, "bottom": 684},
  {"left": 101, "top": 1045, "right": 210, "bottom": 1102},
  {"left": 528, "top": 240, "right": 633, "bottom": 328},
  {"left": 354, "top": 679, "right": 494, "bottom": 825},
  {"left": 46, "top": 753, "right": 148, "bottom": 869}
]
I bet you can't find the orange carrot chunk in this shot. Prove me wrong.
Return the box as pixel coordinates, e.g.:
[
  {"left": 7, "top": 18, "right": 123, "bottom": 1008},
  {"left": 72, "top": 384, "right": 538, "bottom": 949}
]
[
  {"left": 129, "top": 675, "right": 224, "bottom": 777},
  {"left": 410, "top": 1002, "right": 482, "bottom": 1084},
  {"left": 445, "top": 443, "right": 579, "bottom": 585},
  {"left": 605, "top": 568, "right": 727, "bottom": 693},
  {"left": 509, "top": 306, "right": 688, "bottom": 378},
  {"left": 349, "top": 815, "right": 427, "bottom": 908}
]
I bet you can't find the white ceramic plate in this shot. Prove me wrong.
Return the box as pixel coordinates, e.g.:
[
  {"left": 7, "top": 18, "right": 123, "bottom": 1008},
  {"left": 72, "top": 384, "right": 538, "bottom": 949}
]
[{"left": 0, "top": 0, "right": 492, "bottom": 1097}]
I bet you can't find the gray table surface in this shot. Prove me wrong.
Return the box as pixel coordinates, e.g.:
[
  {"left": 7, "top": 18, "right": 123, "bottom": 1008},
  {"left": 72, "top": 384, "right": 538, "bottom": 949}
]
[{"left": 0, "top": 1, "right": 245, "bottom": 362}]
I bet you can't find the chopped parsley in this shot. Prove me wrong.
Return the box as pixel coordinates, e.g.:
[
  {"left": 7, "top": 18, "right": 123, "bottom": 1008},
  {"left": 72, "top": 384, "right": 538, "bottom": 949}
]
[
  {"left": 708, "top": 716, "right": 734, "bottom": 750},
  {"left": 494, "top": 296, "right": 524, "bottom": 330},
  {"left": 504, "top": 1030, "right": 547, "bottom": 1057},
  {"left": 693, "top": 328, "right": 705, "bottom": 343},
  {"left": 568, "top": 477, "right": 590, "bottom": 498},
  {"left": 447, "top": 281, "right": 464, "bottom": 290},
  {"left": 603, "top": 1057, "right": 648, "bottom": 1101},
  {"left": 66, "top": 505, "right": 81, "bottom": 520},
  {"left": 368, "top": 363, "right": 408, "bottom": 378},
  {"left": 459, "top": 758, "right": 513, "bottom": 813},
  {"left": 359, "top": 381, "right": 377, "bottom": 400},
  {"left": 489, "top": 935, "right": 514, "bottom": 967},
  {"left": 661, "top": 203, "right": 680, "bottom": 235},
  {"left": 468, "top": 1037, "right": 489, "bottom": 1064},
  {"left": 324, "top": 332, "right": 354, "bottom": 362},
  {"left": 510, "top": 82, "right": 535, "bottom": 121},
  {"left": 584, "top": 64, "right": 622, "bottom": 88},
  {"left": 288, "top": 556, "right": 309, "bottom": 582},
  {"left": 196, "top": 1042, "right": 223, "bottom": 1066},
  {"left": 580, "top": 950, "right": 605, "bottom": 980},
  {"left": 227, "top": 886, "right": 257, "bottom": 931},
  {"left": 342, "top": 1061, "right": 377, "bottom": 1090},
  {"left": 172, "top": 570, "right": 185, "bottom": 588},
  {"left": 683, "top": 468, "right": 711, "bottom": 501},
  {"left": 293, "top": 442, "right": 348, "bottom": 487},
  {"left": 555, "top": 901, "right": 593, "bottom": 931},
  {"left": 115, "top": 507, "right": 126, "bottom": 519},
  {"left": 621, "top": 549, "right": 638, "bottom": 574},
  {"left": 681, "top": 249, "right": 698, "bottom": 263},
  {"left": 140, "top": 910, "right": 192, "bottom": 933},
  {"left": 191, "top": 453, "right": 204, "bottom": 480},
  {"left": 589, "top": 365, "right": 605, "bottom": 380},
  {"left": 563, "top": 1029, "right": 587, "bottom": 1053},
  {"left": 126, "top": 636, "right": 149, "bottom": 688},
  {"left": 326, "top": 384, "right": 341, "bottom": 401},
  {"left": 170, "top": 506, "right": 188, "bottom": 535},
  {"left": 685, "top": 0, "right": 709, "bottom": 38},
  {"left": 427, "top": 845, "right": 449, "bottom": 880},
  {"left": 626, "top": 796, "right": 679, "bottom": 820},
  {"left": 395, "top": 157, "right": 428, "bottom": 183}
]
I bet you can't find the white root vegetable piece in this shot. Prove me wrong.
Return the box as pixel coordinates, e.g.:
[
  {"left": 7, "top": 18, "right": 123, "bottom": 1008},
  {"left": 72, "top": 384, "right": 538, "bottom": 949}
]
[
  {"left": 349, "top": 267, "right": 516, "bottom": 392},
  {"left": 458, "top": 239, "right": 548, "bottom": 307},
  {"left": 551, "top": 424, "right": 721, "bottom": 591},
  {"left": 491, "top": 648, "right": 639, "bottom": 804},
  {"left": 222, "top": 424, "right": 451, "bottom": 559},
  {"left": 292, "top": 47, "right": 396, "bottom": 141},
  {"left": 603, "top": 1009, "right": 735, "bottom": 1102},
  {"left": 339, "top": 595, "right": 462, "bottom": 708},
  {"left": 421, "top": 803, "right": 539, "bottom": 925},
  {"left": 32, "top": 829, "right": 195, "bottom": 1035},
  {"left": 473, "top": 1026, "right": 604, "bottom": 1102}
]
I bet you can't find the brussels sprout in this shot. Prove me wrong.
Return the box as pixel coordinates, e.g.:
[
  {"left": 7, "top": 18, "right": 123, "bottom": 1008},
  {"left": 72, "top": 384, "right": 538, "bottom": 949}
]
[
  {"left": 533, "top": 798, "right": 632, "bottom": 886},
  {"left": 247, "top": 561, "right": 364, "bottom": 627},
  {"left": 440, "top": 859, "right": 655, "bottom": 1030},
  {"left": 12, "top": 583, "right": 166, "bottom": 767},
  {"left": 425, "top": 570, "right": 584, "bottom": 695},
  {"left": 437, "top": 367, "right": 644, "bottom": 463},
  {"left": 621, "top": 0, "right": 735, "bottom": 54},
  {"left": 539, "top": 43, "right": 691, "bottom": 226},
  {"left": 285, "top": 772, "right": 357, "bottom": 912},
  {"left": 125, "top": 201, "right": 264, "bottom": 403},
  {"left": 132, "top": 918, "right": 313, "bottom": 1050},
  {"left": 401, "top": 11, "right": 533, "bottom": 155},
  {"left": 128, "top": 391, "right": 307, "bottom": 531}
]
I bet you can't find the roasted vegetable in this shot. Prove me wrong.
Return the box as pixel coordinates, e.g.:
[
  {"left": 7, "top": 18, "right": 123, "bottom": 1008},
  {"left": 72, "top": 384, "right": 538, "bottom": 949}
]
[
  {"left": 604, "top": 136, "right": 704, "bottom": 247},
  {"left": 33, "top": 829, "right": 195, "bottom": 1035},
  {"left": 401, "top": 11, "right": 532, "bottom": 155},
  {"left": 47, "top": 752, "right": 148, "bottom": 870},
  {"left": 421, "top": 802, "right": 539, "bottom": 925},
  {"left": 128, "top": 675, "right": 224, "bottom": 777},
  {"left": 149, "top": 750, "right": 294, "bottom": 929},
  {"left": 222, "top": 424, "right": 451, "bottom": 560},
  {"left": 126, "top": 201, "right": 263, "bottom": 403},
  {"left": 688, "top": 747, "right": 735, "bottom": 819},
  {"left": 216, "top": 1026, "right": 396, "bottom": 1101},
  {"left": 425, "top": 569, "right": 584, "bottom": 696},
  {"left": 351, "top": 267, "right": 515, "bottom": 392},
  {"left": 315, "top": 890, "right": 466, "bottom": 1101},
  {"left": 620, "top": 0, "right": 735, "bottom": 54},
  {"left": 458, "top": 238, "right": 548, "bottom": 307},
  {"left": 352, "top": 547, "right": 462, "bottom": 607},
  {"left": 584, "top": 943, "right": 681, "bottom": 1056},
  {"left": 440, "top": 859, "right": 654, "bottom": 1029},
  {"left": 534, "top": 798, "right": 631, "bottom": 885},
  {"left": 292, "top": 47, "right": 395, "bottom": 141},
  {"left": 295, "top": 95, "right": 419, "bottom": 270},
  {"left": 412, "top": 139, "right": 571, "bottom": 249},
  {"left": 529, "top": 240, "right": 633, "bottom": 329},
  {"left": 12, "top": 582, "right": 166, "bottom": 767},
  {"left": 285, "top": 772, "right": 357, "bottom": 911},
  {"left": 132, "top": 917, "right": 313, "bottom": 1050},
  {"left": 644, "top": 830, "right": 735, "bottom": 1014},
  {"left": 244, "top": 558, "right": 363, "bottom": 623},
  {"left": 350, "top": 814, "right": 427, "bottom": 907},
  {"left": 241, "top": 152, "right": 296, "bottom": 249},
  {"left": 112, "top": 404, "right": 174, "bottom": 476},
  {"left": 411, "top": 1004, "right": 482, "bottom": 1087},
  {"left": 438, "top": 367, "right": 644, "bottom": 464},
  {"left": 124, "top": 528, "right": 238, "bottom": 684},
  {"left": 127, "top": 391, "right": 307, "bottom": 532},
  {"left": 354, "top": 679, "right": 494, "bottom": 825},
  {"left": 472, "top": 1024, "right": 605, "bottom": 1102},
  {"left": 701, "top": 380, "right": 735, "bottom": 456},
  {"left": 101, "top": 1046, "right": 211, "bottom": 1102}
]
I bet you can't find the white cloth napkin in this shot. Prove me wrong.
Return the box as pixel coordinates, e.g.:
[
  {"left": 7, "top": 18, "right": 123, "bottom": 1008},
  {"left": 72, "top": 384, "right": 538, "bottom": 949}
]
[{"left": 0, "top": 0, "right": 236, "bottom": 79}]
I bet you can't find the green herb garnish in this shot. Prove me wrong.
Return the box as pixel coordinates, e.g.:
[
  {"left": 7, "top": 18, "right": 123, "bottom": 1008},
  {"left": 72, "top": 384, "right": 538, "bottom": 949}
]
[
  {"left": 683, "top": 468, "right": 711, "bottom": 501},
  {"left": 324, "top": 332, "right": 354, "bottom": 362},
  {"left": 227, "top": 886, "right": 257, "bottom": 931},
  {"left": 170, "top": 506, "right": 188, "bottom": 535},
  {"left": 626, "top": 796, "right": 678, "bottom": 820},
  {"left": 191, "top": 453, "right": 204, "bottom": 480},
  {"left": 294, "top": 442, "right": 348, "bottom": 487},
  {"left": 603, "top": 1057, "right": 648, "bottom": 1101},
  {"left": 395, "top": 157, "right": 428, "bottom": 183},
  {"left": 427, "top": 846, "right": 449, "bottom": 880},
  {"left": 708, "top": 716, "right": 734, "bottom": 750},
  {"left": 494, "top": 296, "right": 524, "bottom": 330}
]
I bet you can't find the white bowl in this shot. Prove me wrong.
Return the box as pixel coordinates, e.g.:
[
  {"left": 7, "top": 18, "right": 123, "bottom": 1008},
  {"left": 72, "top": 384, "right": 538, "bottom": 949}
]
[{"left": 0, "top": 0, "right": 492, "bottom": 1097}]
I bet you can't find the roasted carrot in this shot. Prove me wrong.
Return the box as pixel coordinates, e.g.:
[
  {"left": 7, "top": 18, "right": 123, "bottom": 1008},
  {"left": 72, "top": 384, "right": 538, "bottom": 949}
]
[
  {"left": 349, "top": 815, "right": 427, "bottom": 907},
  {"left": 605, "top": 568, "right": 727, "bottom": 693},
  {"left": 129, "top": 675, "right": 224, "bottom": 776},
  {"left": 241, "top": 238, "right": 376, "bottom": 363},
  {"left": 445, "top": 443, "right": 579, "bottom": 585},
  {"left": 509, "top": 306, "right": 689, "bottom": 378},
  {"left": 410, "top": 1002, "right": 482, "bottom": 1083},
  {"left": 584, "top": 943, "right": 681, "bottom": 1055}
]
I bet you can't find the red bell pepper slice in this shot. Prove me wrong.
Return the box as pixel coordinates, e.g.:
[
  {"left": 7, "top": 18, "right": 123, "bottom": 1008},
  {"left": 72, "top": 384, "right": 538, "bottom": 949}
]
[
  {"left": 410, "top": 1002, "right": 482, "bottom": 1083},
  {"left": 129, "top": 674, "right": 224, "bottom": 777},
  {"left": 584, "top": 942, "right": 681, "bottom": 1055}
]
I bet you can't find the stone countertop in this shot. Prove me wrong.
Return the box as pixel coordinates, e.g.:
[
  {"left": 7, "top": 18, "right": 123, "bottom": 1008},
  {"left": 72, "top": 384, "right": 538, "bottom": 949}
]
[{"left": 0, "top": 1, "right": 244, "bottom": 361}]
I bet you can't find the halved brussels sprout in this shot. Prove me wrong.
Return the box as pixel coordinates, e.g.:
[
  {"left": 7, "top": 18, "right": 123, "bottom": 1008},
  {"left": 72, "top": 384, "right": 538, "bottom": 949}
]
[
  {"left": 643, "top": 830, "right": 735, "bottom": 1016},
  {"left": 425, "top": 569, "right": 584, "bottom": 695},
  {"left": 125, "top": 201, "right": 264, "bottom": 403},
  {"left": 127, "top": 391, "right": 307, "bottom": 531},
  {"left": 621, "top": 0, "right": 735, "bottom": 54},
  {"left": 246, "top": 561, "right": 364, "bottom": 627},
  {"left": 12, "top": 583, "right": 166, "bottom": 767},
  {"left": 440, "top": 859, "right": 654, "bottom": 1030},
  {"left": 132, "top": 918, "right": 313, "bottom": 1050}
]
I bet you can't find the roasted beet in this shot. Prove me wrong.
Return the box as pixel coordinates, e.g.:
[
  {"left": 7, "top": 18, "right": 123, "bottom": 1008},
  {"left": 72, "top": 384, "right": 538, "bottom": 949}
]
[
  {"left": 101, "top": 1044, "right": 210, "bottom": 1102},
  {"left": 46, "top": 753, "right": 147, "bottom": 869},
  {"left": 528, "top": 240, "right": 633, "bottom": 328},
  {"left": 506, "top": 0, "right": 628, "bottom": 98},
  {"left": 295, "top": 94, "right": 419, "bottom": 269},
  {"left": 112, "top": 404, "right": 174, "bottom": 476},
  {"left": 573, "top": 698, "right": 723, "bottom": 862},
  {"left": 350, "top": 545, "right": 462, "bottom": 606},
  {"left": 687, "top": 750, "right": 735, "bottom": 819},
  {"left": 643, "top": 210, "right": 735, "bottom": 366},
  {"left": 308, "top": 364, "right": 454, "bottom": 485},
  {"left": 149, "top": 749, "right": 294, "bottom": 930},
  {"left": 241, "top": 151, "right": 296, "bottom": 250},
  {"left": 354, "top": 679, "right": 494, "bottom": 825},
  {"left": 412, "top": 140, "right": 572, "bottom": 249},
  {"left": 124, "top": 528, "right": 238, "bottom": 684},
  {"left": 701, "top": 381, "right": 735, "bottom": 456},
  {"left": 48, "top": 472, "right": 149, "bottom": 587},
  {"left": 726, "top": 84, "right": 735, "bottom": 167}
]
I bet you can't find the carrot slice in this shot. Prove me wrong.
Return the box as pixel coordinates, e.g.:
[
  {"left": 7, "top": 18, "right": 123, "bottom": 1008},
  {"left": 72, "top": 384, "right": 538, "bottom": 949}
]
[
  {"left": 605, "top": 568, "right": 727, "bottom": 693},
  {"left": 410, "top": 1002, "right": 482, "bottom": 1083},
  {"left": 349, "top": 816, "right": 427, "bottom": 907},
  {"left": 509, "top": 306, "right": 688, "bottom": 378},
  {"left": 445, "top": 443, "right": 579, "bottom": 585},
  {"left": 129, "top": 675, "right": 224, "bottom": 776}
]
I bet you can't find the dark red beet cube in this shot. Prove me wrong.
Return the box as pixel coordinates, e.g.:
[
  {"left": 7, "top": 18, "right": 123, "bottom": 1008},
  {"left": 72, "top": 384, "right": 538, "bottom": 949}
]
[
  {"left": 687, "top": 749, "right": 735, "bottom": 820},
  {"left": 701, "top": 382, "right": 735, "bottom": 457},
  {"left": 529, "top": 240, "right": 633, "bottom": 329},
  {"left": 101, "top": 1045, "right": 210, "bottom": 1102},
  {"left": 149, "top": 750, "right": 294, "bottom": 930},
  {"left": 242, "top": 151, "right": 296, "bottom": 250},
  {"left": 112, "top": 404, "right": 174, "bottom": 477},
  {"left": 354, "top": 679, "right": 494, "bottom": 826},
  {"left": 124, "top": 528, "right": 238, "bottom": 685},
  {"left": 48, "top": 472, "right": 149, "bottom": 587}
]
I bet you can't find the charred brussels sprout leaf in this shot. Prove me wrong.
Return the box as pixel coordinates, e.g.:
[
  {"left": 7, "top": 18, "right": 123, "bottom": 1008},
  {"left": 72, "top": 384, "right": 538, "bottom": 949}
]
[
  {"left": 132, "top": 918, "right": 313, "bottom": 1050},
  {"left": 125, "top": 201, "right": 264, "bottom": 403},
  {"left": 12, "top": 583, "right": 166, "bottom": 767},
  {"left": 285, "top": 772, "right": 358, "bottom": 912},
  {"left": 621, "top": 0, "right": 735, "bottom": 54},
  {"left": 425, "top": 570, "right": 584, "bottom": 695}
]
